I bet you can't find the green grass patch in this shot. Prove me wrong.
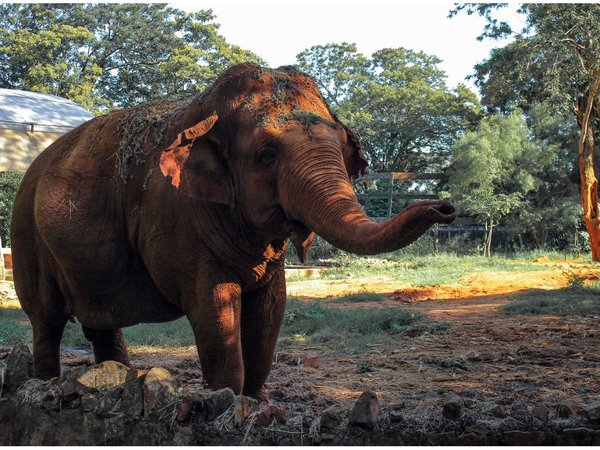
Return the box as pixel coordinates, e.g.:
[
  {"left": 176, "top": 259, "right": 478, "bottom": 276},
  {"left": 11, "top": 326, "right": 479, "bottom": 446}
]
[
  {"left": 316, "top": 253, "right": 554, "bottom": 286},
  {"left": 334, "top": 292, "right": 385, "bottom": 303},
  {"left": 61, "top": 317, "right": 196, "bottom": 349},
  {"left": 0, "top": 316, "right": 31, "bottom": 345},
  {"left": 502, "top": 284, "right": 600, "bottom": 316},
  {"left": 280, "top": 297, "right": 447, "bottom": 352}
]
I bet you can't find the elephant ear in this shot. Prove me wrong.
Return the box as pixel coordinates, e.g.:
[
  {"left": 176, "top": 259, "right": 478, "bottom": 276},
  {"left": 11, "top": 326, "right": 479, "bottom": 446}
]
[
  {"left": 159, "top": 113, "right": 235, "bottom": 207},
  {"left": 342, "top": 126, "right": 368, "bottom": 179}
]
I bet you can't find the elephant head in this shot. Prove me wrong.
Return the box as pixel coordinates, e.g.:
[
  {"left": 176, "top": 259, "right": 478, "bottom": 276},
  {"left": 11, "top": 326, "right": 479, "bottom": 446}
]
[{"left": 160, "top": 63, "right": 456, "bottom": 260}]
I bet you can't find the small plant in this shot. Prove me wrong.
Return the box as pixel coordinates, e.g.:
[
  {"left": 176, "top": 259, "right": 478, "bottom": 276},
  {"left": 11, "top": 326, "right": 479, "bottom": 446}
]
[
  {"left": 561, "top": 267, "right": 585, "bottom": 288},
  {"left": 356, "top": 360, "right": 373, "bottom": 373}
]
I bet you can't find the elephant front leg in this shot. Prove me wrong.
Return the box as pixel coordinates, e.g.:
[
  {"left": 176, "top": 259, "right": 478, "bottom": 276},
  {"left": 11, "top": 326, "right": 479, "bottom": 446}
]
[
  {"left": 241, "top": 266, "right": 287, "bottom": 401},
  {"left": 186, "top": 279, "right": 244, "bottom": 394}
]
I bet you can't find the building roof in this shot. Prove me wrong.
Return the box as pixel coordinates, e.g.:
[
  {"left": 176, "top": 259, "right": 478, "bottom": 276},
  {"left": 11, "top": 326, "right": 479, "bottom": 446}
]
[
  {"left": 0, "top": 88, "right": 93, "bottom": 132},
  {"left": 0, "top": 89, "right": 93, "bottom": 172}
]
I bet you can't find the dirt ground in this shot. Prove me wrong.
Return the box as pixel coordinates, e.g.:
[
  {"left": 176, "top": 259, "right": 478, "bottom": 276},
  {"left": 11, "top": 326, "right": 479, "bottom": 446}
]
[
  {"left": 63, "top": 262, "right": 599, "bottom": 409},
  {"left": 3, "top": 261, "right": 599, "bottom": 444}
]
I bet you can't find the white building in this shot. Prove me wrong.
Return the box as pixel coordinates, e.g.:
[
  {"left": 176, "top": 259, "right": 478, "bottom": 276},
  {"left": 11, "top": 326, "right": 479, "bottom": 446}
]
[{"left": 0, "top": 89, "right": 93, "bottom": 172}]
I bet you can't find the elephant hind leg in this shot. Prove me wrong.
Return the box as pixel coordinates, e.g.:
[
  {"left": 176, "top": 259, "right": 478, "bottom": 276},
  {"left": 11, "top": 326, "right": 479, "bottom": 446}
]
[
  {"left": 31, "top": 316, "right": 68, "bottom": 379},
  {"left": 16, "top": 270, "right": 69, "bottom": 380},
  {"left": 82, "top": 326, "right": 131, "bottom": 367}
]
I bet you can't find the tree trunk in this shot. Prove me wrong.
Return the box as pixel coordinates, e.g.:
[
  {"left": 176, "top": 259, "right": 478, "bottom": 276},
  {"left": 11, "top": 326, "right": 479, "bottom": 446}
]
[{"left": 577, "top": 78, "right": 600, "bottom": 261}]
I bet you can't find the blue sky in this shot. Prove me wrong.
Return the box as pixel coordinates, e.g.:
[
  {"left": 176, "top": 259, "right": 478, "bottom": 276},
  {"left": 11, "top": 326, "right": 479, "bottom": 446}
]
[{"left": 173, "top": 1, "right": 522, "bottom": 92}]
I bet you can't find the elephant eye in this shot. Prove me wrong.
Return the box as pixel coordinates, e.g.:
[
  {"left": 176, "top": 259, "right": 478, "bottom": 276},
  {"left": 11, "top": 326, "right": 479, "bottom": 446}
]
[{"left": 257, "top": 146, "right": 278, "bottom": 166}]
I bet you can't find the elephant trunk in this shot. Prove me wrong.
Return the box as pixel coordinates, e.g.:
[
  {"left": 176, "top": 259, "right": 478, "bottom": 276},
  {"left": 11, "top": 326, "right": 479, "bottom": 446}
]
[{"left": 279, "top": 146, "right": 456, "bottom": 255}]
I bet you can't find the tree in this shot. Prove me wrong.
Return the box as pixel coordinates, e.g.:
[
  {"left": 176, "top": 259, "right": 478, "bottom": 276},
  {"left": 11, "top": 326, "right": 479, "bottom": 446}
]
[
  {"left": 452, "top": 3, "right": 600, "bottom": 259},
  {"left": 443, "top": 111, "right": 549, "bottom": 256},
  {"left": 296, "top": 44, "right": 481, "bottom": 174},
  {"left": 0, "top": 4, "right": 263, "bottom": 112}
]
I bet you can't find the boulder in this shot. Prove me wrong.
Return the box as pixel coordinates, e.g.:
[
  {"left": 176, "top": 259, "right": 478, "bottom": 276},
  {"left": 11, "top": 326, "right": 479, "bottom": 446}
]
[
  {"left": 4, "top": 344, "right": 33, "bottom": 393},
  {"left": 76, "top": 361, "right": 129, "bottom": 393},
  {"left": 143, "top": 367, "right": 178, "bottom": 421},
  {"left": 58, "top": 367, "right": 85, "bottom": 403},
  {"left": 201, "top": 387, "right": 236, "bottom": 421},
  {"left": 120, "top": 369, "right": 147, "bottom": 417},
  {"left": 348, "top": 391, "right": 379, "bottom": 429}
]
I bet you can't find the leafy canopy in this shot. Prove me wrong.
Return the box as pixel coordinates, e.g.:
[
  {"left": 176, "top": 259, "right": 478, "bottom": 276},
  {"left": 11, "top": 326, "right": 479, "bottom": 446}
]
[
  {"left": 444, "top": 111, "right": 549, "bottom": 226},
  {"left": 297, "top": 43, "right": 481, "bottom": 173},
  {"left": 0, "top": 4, "right": 264, "bottom": 113}
]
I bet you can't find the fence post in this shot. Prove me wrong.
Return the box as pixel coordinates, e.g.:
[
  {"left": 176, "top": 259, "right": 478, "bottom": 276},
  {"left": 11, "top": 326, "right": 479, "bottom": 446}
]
[{"left": 387, "top": 176, "right": 394, "bottom": 220}]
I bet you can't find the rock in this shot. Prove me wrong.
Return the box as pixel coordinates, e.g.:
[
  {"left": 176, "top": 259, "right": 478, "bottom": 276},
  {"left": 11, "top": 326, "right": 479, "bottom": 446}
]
[
  {"left": 486, "top": 403, "right": 506, "bottom": 418},
  {"left": 442, "top": 393, "right": 464, "bottom": 420},
  {"left": 201, "top": 388, "right": 236, "bottom": 421},
  {"left": 271, "top": 403, "right": 289, "bottom": 424},
  {"left": 58, "top": 367, "right": 84, "bottom": 403},
  {"left": 510, "top": 400, "right": 532, "bottom": 423},
  {"left": 76, "top": 360, "right": 129, "bottom": 393},
  {"left": 582, "top": 401, "right": 600, "bottom": 423},
  {"left": 95, "top": 385, "right": 125, "bottom": 417},
  {"left": 561, "top": 428, "right": 600, "bottom": 445},
  {"left": 504, "top": 430, "right": 547, "bottom": 446},
  {"left": 0, "top": 360, "right": 6, "bottom": 394},
  {"left": 176, "top": 393, "right": 203, "bottom": 423},
  {"left": 532, "top": 404, "right": 549, "bottom": 422},
  {"left": 255, "top": 401, "right": 274, "bottom": 427},
  {"left": 234, "top": 395, "right": 259, "bottom": 426},
  {"left": 303, "top": 351, "right": 320, "bottom": 369},
  {"left": 320, "top": 405, "right": 344, "bottom": 430},
  {"left": 4, "top": 344, "right": 33, "bottom": 393},
  {"left": 389, "top": 410, "right": 404, "bottom": 423},
  {"left": 556, "top": 402, "right": 575, "bottom": 418},
  {"left": 348, "top": 391, "right": 379, "bottom": 429},
  {"left": 427, "top": 431, "right": 457, "bottom": 445},
  {"left": 143, "top": 367, "right": 178, "bottom": 421},
  {"left": 120, "top": 369, "right": 147, "bottom": 417}
]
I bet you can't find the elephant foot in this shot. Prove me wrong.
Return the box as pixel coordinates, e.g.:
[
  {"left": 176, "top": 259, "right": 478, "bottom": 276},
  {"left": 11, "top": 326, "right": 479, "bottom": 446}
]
[{"left": 243, "top": 385, "right": 269, "bottom": 403}]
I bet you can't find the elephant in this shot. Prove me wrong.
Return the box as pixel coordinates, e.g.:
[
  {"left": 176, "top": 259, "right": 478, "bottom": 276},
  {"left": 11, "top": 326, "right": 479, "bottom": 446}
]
[{"left": 10, "top": 63, "right": 456, "bottom": 401}]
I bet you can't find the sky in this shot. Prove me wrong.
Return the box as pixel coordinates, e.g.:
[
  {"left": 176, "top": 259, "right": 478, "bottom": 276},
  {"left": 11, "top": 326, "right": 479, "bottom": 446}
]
[{"left": 172, "top": 1, "right": 524, "bottom": 92}]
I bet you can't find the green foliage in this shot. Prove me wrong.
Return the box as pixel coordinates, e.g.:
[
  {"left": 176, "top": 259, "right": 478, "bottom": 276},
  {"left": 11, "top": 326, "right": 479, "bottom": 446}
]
[
  {"left": 451, "top": 4, "right": 595, "bottom": 253},
  {"left": 0, "top": 4, "right": 263, "bottom": 112},
  {"left": 296, "top": 44, "right": 481, "bottom": 173},
  {"left": 443, "top": 111, "right": 556, "bottom": 254},
  {"left": 0, "top": 172, "right": 24, "bottom": 246}
]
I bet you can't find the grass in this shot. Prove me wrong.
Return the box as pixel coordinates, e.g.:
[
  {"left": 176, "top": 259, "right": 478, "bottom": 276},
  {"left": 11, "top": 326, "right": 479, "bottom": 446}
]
[
  {"left": 501, "top": 283, "right": 600, "bottom": 316},
  {"left": 316, "top": 253, "right": 554, "bottom": 286},
  {"left": 0, "top": 252, "right": 596, "bottom": 354},
  {"left": 279, "top": 297, "right": 447, "bottom": 352}
]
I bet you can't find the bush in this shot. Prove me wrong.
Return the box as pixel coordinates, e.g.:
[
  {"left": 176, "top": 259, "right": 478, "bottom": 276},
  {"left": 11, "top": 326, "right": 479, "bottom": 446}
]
[{"left": 0, "top": 172, "right": 24, "bottom": 245}]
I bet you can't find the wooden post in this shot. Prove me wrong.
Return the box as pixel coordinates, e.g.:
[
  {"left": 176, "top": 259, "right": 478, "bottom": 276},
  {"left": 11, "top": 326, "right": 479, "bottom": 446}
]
[{"left": 387, "top": 178, "right": 394, "bottom": 220}]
